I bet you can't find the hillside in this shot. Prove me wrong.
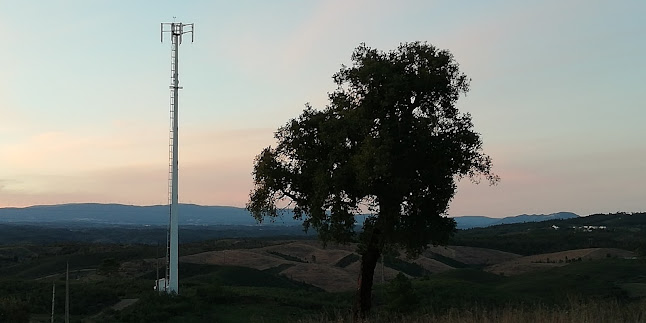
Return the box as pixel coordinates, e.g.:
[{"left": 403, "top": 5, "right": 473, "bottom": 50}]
[
  {"left": 452, "top": 212, "right": 646, "bottom": 255},
  {"left": 177, "top": 241, "right": 521, "bottom": 292},
  {"left": 485, "top": 248, "right": 636, "bottom": 276},
  {"left": 178, "top": 242, "right": 638, "bottom": 291}
]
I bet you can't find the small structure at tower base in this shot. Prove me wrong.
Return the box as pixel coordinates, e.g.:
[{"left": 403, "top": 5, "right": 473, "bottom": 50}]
[{"left": 154, "top": 278, "right": 168, "bottom": 292}]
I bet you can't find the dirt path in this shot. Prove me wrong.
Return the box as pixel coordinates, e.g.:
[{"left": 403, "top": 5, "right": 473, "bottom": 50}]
[
  {"left": 112, "top": 298, "right": 139, "bottom": 311},
  {"left": 35, "top": 268, "right": 95, "bottom": 280}
]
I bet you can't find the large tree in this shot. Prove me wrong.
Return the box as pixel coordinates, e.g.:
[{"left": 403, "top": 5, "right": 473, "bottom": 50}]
[{"left": 247, "top": 42, "right": 498, "bottom": 318}]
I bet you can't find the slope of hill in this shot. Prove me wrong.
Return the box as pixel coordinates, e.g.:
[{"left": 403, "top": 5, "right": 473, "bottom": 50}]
[
  {"left": 452, "top": 212, "right": 646, "bottom": 255},
  {"left": 485, "top": 248, "right": 636, "bottom": 276},
  {"left": 177, "top": 241, "right": 521, "bottom": 292},
  {"left": 424, "top": 245, "right": 521, "bottom": 265}
]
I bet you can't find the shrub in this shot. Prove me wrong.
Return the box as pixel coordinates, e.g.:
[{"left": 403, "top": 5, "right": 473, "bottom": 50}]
[
  {"left": 386, "top": 273, "right": 417, "bottom": 313},
  {"left": 0, "top": 297, "right": 29, "bottom": 323}
]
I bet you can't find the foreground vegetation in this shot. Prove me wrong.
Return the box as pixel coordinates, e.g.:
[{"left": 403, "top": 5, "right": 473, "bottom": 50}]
[
  {"left": 0, "top": 247, "right": 644, "bottom": 322},
  {"left": 104, "top": 258, "right": 646, "bottom": 322},
  {"left": 300, "top": 299, "right": 646, "bottom": 323},
  {"left": 0, "top": 213, "right": 644, "bottom": 321}
]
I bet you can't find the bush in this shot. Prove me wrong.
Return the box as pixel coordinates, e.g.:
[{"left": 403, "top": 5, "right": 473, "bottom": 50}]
[
  {"left": 0, "top": 297, "right": 29, "bottom": 323},
  {"left": 195, "top": 284, "right": 236, "bottom": 304},
  {"left": 97, "top": 258, "right": 120, "bottom": 276},
  {"left": 386, "top": 273, "right": 417, "bottom": 313}
]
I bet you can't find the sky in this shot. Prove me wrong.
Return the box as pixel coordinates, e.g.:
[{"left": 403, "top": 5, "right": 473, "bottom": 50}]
[{"left": 0, "top": 1, "right": 644, "bottom": 218}]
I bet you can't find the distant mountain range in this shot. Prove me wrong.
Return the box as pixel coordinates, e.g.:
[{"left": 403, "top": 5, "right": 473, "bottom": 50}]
[
  {"left": 454, "top": 212, "right": 579, "bottom": 229},
  {"left": 0, "top": 203, "right": 578, "bottom": 229},
  {"left": 0, "top": 204, "right": 297, "bottom": 227}
]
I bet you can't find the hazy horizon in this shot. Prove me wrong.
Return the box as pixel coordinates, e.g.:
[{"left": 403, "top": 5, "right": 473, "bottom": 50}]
[
  {"left": 0, "top": 201, "right": 597, "bottom": 220},
  {"left": 1, "top": 1, "right": 644, "bottom": 217}
]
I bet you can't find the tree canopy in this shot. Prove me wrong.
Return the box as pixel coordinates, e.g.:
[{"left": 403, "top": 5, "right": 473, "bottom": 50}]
[{"left": 247, "top": 42, "right": 498, "bottom": 317}]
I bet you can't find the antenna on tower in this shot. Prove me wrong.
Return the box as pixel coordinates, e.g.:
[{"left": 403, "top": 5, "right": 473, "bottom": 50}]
[
  {"left": 156, "top": 20, "right": 194, "bottom": 295},
  {"left": 161, "top": 22, "right": 194, "bottom": 44}
]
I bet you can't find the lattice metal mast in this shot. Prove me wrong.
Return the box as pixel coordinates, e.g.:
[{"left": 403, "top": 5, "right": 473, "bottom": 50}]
[{"left": 160, "top": 21, "right": 194, "bottom": 294}]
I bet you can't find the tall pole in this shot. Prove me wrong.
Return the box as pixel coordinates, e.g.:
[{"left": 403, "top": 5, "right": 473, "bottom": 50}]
[
  {"left": 51, "top": 281, "right": 55, "bottom": 323},
  {"left": 168, "top": 23, "right": 180, "bottom": 294},
  {"left": 160, "top": 21, "right": 193, "bottom": 295},
  {"left": 65, "top": 262, "right": 69, "bottom": 323},
  {"left": 156, "top": 243, "right": 160, "bottom": 294}
]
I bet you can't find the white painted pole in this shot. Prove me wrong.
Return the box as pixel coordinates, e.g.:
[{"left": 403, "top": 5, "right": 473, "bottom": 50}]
[
  {"left": 51, "top": 282, "right": 55, "bottom": 323},
  {"left": 168, "top": 22, "right": 180, "bottom": 294},
  {"left": 160, "top": 21, "right": 192, "bottom": 295},
  {"left": 65, "top": 262, "right": 69, "bottom": 323},
  {"left": 156, "top": 244, "right": 160, "bottom": 294}
]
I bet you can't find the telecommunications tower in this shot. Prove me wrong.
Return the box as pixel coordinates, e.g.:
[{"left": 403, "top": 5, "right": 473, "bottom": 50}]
[{"left": 156, "top": 21, "right": 194, "bottom": 294}]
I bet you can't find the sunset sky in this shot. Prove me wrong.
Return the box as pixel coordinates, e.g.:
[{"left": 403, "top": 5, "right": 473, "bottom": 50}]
[{"left": 1, "top": 1, "right": 644, "bottom": 217}]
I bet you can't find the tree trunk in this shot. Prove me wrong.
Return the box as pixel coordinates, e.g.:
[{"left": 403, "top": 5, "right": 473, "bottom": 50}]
[
  {"left": 353, "top": 196, "right": 396, "bottom": 321},
  {"left": 354, "top": 230, "right": 381, "bottom": 320}
]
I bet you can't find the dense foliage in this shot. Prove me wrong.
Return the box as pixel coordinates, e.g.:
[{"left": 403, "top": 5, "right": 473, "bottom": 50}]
[{"left": 247, "top": 42, "right": 497, "bottom": 316}]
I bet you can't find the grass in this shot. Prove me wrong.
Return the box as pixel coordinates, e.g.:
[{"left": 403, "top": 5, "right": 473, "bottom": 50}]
[
  {"left": 100, "top": 262, "right": 351, "bottom": 322},
  {"left": 298, "top": 299, "right": 646, "bottom": 322},
  {"left": 621, "top": 283, "right": 646, "bottom": 298},
  {"left": 366, "top": 258, "right": 646, "bottom": 318},
  {"left": 496, "top": 258, "right": 646, "bottom": 303}
]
